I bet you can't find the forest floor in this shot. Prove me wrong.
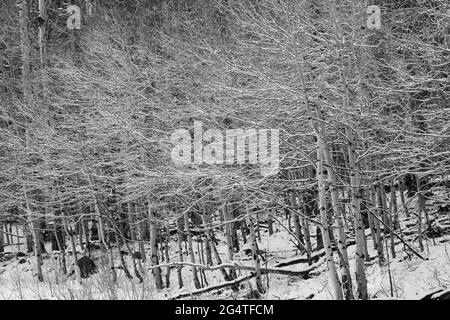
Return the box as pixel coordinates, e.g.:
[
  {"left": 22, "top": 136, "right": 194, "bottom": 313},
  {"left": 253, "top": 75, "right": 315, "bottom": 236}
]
[{"left": 1, "top": 194, "right": 449, "bottom": 300}]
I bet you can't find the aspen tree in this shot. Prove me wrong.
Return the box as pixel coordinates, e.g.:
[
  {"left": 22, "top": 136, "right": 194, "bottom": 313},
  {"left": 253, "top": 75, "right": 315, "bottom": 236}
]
[
  {"left": 176, "top": 216, "right": 184, "bottom": 288},
  {"left": 77, "top": 219, "right": 84, "bottom": 252},
  {"left": 126, "top": 202, "right": 143, "bottom": 282},
  {"left": 67, "top": 0, "right": 76, "bottom": 59},
  {"left": 201, "top": 214, "right": 232, "bottom": 282},
  {"left": 197, "top": 234, "right": 208, "bottom": 287},
  {"left": 202, "top": 210, "right": 213, "bottom": 266},
  {"left": 136, "top": 203, "right": 147, "bottom": 263},
  {"left": 164, "top": 226, "right": 171, "bottom": 287},
  {"left": 16, "top": 225, "right": 21, "bottom": 252},
  {"left": 61, "top": 203, "right": 81, "bottom": 283},
  {"left": 115, "top": 232, "right": 133, "bottom": 280},
  {"left": 38, "top": 0, "right": 46, "bottom": 72},
  {"left": 105, "top": 221, "right": 117, "bottom": 285},
  {"left": 239, "top": 220, "right": 248, "bottom": 244},
  {"left": 24, "top": 190, "right": 44, "bottom": 282},
  {"left": 317, "top": 141, "right": 343, "bottom": 300},
  {"left": 4, "top": 223, "right": 10, "bottom": 246},
  {"left": 183, "top": 210, "right": 201, "bottom": 289},
  {"left": 366, "top": 183, "right": 378, "bottom": 251},
  {"left": 0, "top": 223, "right": 4, "bottom": 253},
  {"left": 399, "top": 177, "right": 411, "bottom": 218},
  {"left": 19, "top": 0, "right": 44, "bottom": 282},
  {"left": 297, "top": 197, "right": 313, "bottom": 265},
  {"left": 284, "top": 0, "right": 346, "bottom": 298},
  {"left": 416, "top": 177, "right": 425, "bottom": 252},
  {"left": 386, "top": 180, "right": 397, "bottom": 258},
  {"left": 256, "top": 211, "right": 261, "bottom": 242},
  {"left": 291, "top": 192, "right": 304, "bottom": 246},
  {"left": 57, "top": 184, "right": 78, "bottom": 266},
  {"left": 244, "top": 194, "right": 264, "bottom": 293},
  {"left": 230, "top": 205, "right": 240, "bottom": 252},
  {"left": 52, "top": 218, "right": 67, "bottom": 274},
  {"left": 223, "top": 202, "right": 237, "bottom": 280},
  {"left": 85, "top": 165, "right": 117, "bottom": 283},
  {"left": 379, "top": 180, "right": 395, "bottom": 257},
  {"left": 268, "top": 208, "right": 274, "bottom": 236},
  {"left": 374, "top": 183, "right": 385, "bottom": 264},
  {"left": 390, "top": 177, "right": 398, "bottom": 228},
  {"left": 347, "top": 128, "right": 368, "bottom": 299},
  {"left": 364, "top": 160, "right": 380, "bottom": 252},
  {"left": 321, "top": 140, "right": 354, "bottom": 299},
  {"left": 149, "top": 203, "right": 163, "bottom": 289}
]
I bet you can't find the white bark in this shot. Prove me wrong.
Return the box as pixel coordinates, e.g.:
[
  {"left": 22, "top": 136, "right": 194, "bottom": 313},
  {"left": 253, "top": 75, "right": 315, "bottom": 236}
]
[
  {"left": 183, "top": 210, "right": 201, "bottom": 289},
  {"left": 245, "top": 198, "right": 264, "bottom": 293},
  {"left": 149, "top": 203, "right": 163, "bottom": 289},
  {"left": 347, "top": 128, "right": 368, "bottom": 299},
  {"left": 317, "top": 141, "right": 343, "bottom": 300}
]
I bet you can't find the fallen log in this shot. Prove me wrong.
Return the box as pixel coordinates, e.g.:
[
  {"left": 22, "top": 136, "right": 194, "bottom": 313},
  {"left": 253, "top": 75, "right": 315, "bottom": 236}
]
[
  {"left": 274, "top": 240, "right": 356, "bottom": 268},
  {"left": 274, "top": 250, "right": 326, "bottom": 268},
  {"left": 148, "top": 261, "right": 313, "bottom": 278},
  {"left": 259, "top": 266, "right": 312, "bottom": 278},
  {"left": 169, "top": 274, "right": 255, "bottom": 300},
  {"left": 421, "top": 288, "right": 450, "bottom": 300}
]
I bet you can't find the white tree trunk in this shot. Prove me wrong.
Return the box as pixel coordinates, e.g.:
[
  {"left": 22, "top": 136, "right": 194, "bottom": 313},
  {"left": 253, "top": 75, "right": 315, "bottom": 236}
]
[
  {"left": 245, "top": 198, "right": 264, "bottom": 293},
  {"left": 223, "top": 202, "right": 237, "bottom": 280},
  {"left": 321, "top": 141, "right": 354, "bottom": 299},
  {"left": 317, "top": 140, "right": 343, "bottom": 300},
  {"left": 24, "top": 190, "right": 44, "bottom": 282},
  {"left": 149, "top": 203, "right": 163, "bottom": 289},
  {"left": 183, "top": 210, "right": 200, "bottom": 289},
  {"left": 347, "top": 128, "right": 368, "bottom": 299}
]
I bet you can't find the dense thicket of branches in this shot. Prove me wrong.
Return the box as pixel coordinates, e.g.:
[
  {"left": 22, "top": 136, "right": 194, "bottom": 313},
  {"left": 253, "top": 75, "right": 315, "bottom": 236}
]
[{"left": 0, "top": 0, "right": 449, "bottom": 299}]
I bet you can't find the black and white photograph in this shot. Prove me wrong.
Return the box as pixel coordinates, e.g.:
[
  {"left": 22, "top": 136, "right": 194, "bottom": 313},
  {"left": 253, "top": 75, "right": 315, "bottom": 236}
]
[{"left": 0, "top": 0, "right": 449, "bottom": 305}]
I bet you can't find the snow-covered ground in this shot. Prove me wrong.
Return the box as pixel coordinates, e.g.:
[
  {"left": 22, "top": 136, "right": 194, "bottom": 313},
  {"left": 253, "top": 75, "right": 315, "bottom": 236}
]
[
  {"left": 1, "top": 192, "right": 449, "bottom": 300},
  {"left": 1, "top": 230, "right": 449, "bottom": 300}
]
